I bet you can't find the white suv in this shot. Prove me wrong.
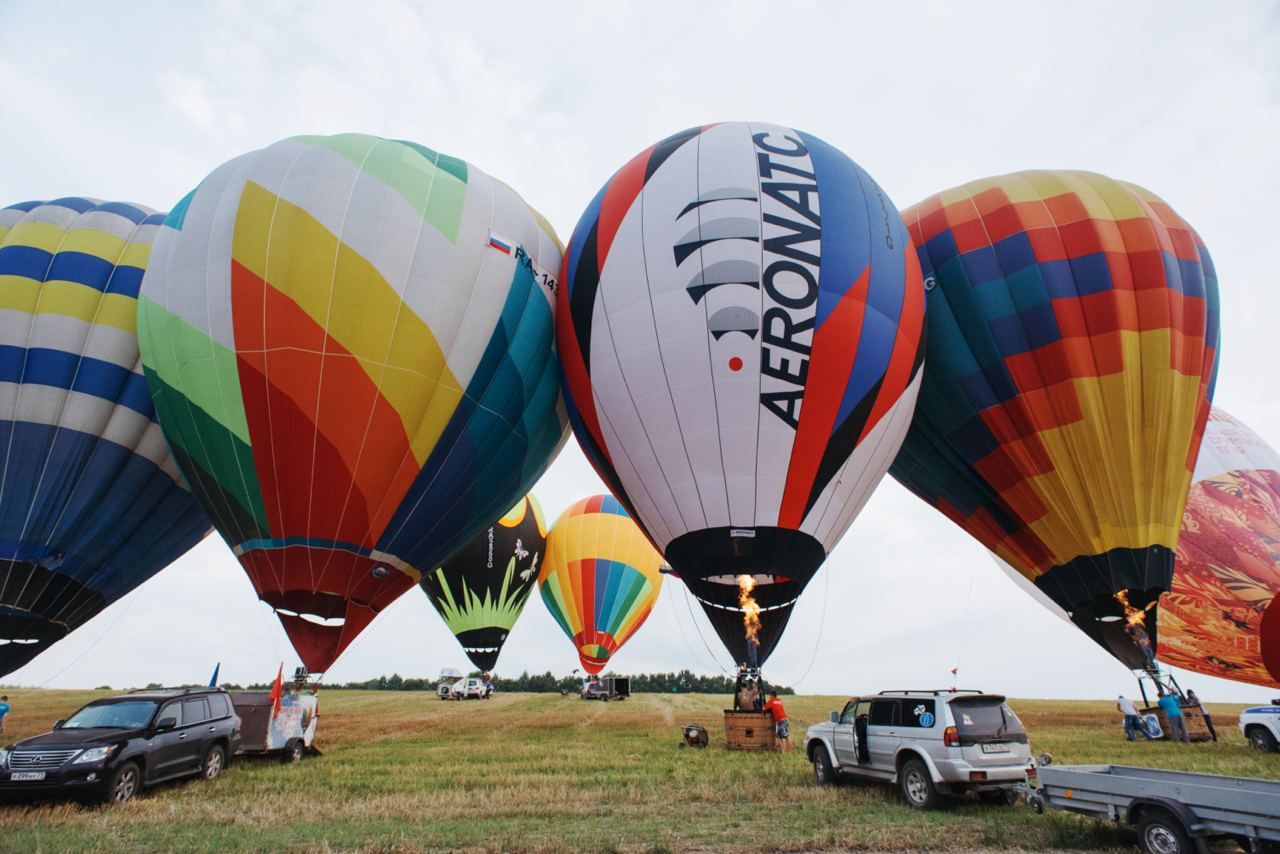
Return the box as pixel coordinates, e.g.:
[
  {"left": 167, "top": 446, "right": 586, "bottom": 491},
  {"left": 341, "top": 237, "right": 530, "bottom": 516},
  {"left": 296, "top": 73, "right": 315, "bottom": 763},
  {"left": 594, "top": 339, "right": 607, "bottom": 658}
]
[
  {"left": 805, "top": 690, "right": 1032, "bottom": 809},
  {"left": 449, "top": 678, "right": 490, "bottom": 700},
  {"left": 1240, "top": 702, "right": 1280, "bottom": 752}
]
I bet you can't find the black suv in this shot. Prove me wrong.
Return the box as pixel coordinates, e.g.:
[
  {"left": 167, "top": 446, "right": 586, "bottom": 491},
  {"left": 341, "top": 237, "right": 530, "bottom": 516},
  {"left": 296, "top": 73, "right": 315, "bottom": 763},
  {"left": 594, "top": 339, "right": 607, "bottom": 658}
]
[{"left": 0, "top": 687, "right": 241, "bottom": 804}]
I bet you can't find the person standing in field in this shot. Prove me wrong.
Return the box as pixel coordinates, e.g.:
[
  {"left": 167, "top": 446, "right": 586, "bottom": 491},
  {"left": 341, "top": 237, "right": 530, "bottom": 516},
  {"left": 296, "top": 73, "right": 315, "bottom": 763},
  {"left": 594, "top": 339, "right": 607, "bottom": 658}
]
[
  {"left": 762, "top": 690, "right": 790, "bottom": 753},
  {"left": 1185, "top": 689, "right": 1217, "bottom": 742},
  {"left": 1117, "top": 695, "right": 1151, "bottom": 742},
  {"left": 1157, "top": 690, "right": 1189, "bottom": 743},
  {"left": 0, "top": 695, "right": 10, "bottom": 733}
]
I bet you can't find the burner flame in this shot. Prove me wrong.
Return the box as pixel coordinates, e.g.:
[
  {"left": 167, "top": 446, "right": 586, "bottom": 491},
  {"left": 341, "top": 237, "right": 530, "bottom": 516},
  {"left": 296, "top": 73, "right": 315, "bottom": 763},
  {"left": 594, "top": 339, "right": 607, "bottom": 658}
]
[
  {"left": 1114, "top": 588, "right": 1157, "bottom": 667},
  {"left": 737, "top": 574, "right": 761, "bottom": 658}
]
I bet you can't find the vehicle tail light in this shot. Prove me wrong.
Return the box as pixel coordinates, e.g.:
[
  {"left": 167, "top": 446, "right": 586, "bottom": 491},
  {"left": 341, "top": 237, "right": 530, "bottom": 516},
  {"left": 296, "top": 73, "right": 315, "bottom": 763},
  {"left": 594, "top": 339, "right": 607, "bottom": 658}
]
[
  {"left": 1026, "top": 766, "right": 1037, "bottom": 779},
  {"left": 969, "top": 771, "right": 988, "bottom": 781},
  {"left": 944, "top": 726, "right": 959, "bottom": 747}
]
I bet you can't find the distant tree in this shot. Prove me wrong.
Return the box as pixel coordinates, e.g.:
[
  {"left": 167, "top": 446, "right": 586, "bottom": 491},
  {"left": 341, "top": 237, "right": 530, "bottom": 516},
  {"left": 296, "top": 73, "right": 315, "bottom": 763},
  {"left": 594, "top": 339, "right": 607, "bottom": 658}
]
[{"left": 94, "top": 685, "right": 111, "bottom": 691}]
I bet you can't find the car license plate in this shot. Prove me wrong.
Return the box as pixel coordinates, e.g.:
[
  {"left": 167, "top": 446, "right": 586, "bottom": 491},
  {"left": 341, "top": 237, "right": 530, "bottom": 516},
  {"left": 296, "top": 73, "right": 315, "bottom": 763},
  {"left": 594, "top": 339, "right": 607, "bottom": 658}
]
[
  {"left": 10, "top": 771, "right": 46, "bottom": 781},
  {"left": 981, "top": 743, "right": 1010, "bottom": 754}
]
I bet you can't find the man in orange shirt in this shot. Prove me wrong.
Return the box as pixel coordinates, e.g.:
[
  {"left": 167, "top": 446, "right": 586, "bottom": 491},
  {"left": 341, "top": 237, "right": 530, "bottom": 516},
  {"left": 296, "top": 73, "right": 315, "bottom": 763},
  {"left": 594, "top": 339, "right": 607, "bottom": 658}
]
[{"left": 762, "top": 690, "right": 790, "bottom": 753}]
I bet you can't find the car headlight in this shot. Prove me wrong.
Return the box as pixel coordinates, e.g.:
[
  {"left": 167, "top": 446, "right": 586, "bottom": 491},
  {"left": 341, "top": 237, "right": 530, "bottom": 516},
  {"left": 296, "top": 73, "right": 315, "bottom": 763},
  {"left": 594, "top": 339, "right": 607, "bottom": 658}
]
[
  {"left": 73, "top": 746, "right": 117, "bottom": 764},
  {"left": 0, "top": 748, "right": 9, "bottom": 769}
]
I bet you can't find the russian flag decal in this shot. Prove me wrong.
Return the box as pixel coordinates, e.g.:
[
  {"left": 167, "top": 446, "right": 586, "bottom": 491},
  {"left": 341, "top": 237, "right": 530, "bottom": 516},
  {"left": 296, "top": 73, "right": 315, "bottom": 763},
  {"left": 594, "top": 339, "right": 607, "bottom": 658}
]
[{"left": 488, "top": 234, "right": 513, "bottom": 254}]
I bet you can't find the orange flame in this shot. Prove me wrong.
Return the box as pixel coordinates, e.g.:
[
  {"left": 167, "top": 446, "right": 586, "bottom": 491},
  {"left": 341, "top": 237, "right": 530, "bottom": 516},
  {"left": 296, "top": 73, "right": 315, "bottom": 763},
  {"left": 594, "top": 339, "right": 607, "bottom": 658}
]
[
  {"left": 737, "top": 574, "right": 761, "bottom": 649},
  {"left": 1114, "top": 588, "right": 1157, "bottom": 666}
]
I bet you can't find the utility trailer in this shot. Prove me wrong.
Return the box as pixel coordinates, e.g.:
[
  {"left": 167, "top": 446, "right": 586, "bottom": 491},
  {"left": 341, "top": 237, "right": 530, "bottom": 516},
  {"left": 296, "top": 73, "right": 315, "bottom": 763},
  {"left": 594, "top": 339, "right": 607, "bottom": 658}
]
[
  {"left": 229, "top": 682, "right": 319, "bottom": 763},
  {"left": 1027, "top": 763, "right": 1280, "bottom": 853},
  {"left": 580, "top": 676, "right": 630, "bottom": 701}
]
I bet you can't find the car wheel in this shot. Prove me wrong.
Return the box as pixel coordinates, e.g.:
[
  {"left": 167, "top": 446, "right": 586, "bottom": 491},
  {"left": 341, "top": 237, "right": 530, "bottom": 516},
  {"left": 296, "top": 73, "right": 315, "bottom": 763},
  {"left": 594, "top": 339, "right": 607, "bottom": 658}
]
[
  {"left": 283, "top": 740, "right": 304, "bottom": 763},
  {"left": 811, "top": 745, "right": 837, "bottom": 786},
  {"left": 201, "top": 745, "right": 226, "bottom": 781},
  {"left": 1249, "top": 726, "right": 1279, "bottom": 753},
  {"left": 104, "top": 761, "right": 141, "bottom": 804},
  {"left": 1137, "top": 808, "right": 1194, "bottom": 854},
  {"left": 899, "top": 759, "right": 941, "bottom": 810}
]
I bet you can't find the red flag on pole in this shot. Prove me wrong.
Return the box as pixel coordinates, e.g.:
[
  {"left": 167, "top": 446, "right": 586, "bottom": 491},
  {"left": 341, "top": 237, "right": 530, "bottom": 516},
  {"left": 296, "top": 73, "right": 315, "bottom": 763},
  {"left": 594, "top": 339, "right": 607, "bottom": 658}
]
[{"left": 268, "top": 663, "right": 284, "bottom": 715}]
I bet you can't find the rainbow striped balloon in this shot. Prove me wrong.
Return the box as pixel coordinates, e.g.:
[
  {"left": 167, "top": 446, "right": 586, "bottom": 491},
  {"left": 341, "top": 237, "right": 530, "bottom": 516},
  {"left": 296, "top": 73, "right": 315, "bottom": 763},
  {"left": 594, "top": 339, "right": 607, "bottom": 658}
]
[
  {"left": 538, "top": 495, "right": 663, "bottom": 674},
  {"left": 137, "top": 134, "right": 567, "bottom": 671}
]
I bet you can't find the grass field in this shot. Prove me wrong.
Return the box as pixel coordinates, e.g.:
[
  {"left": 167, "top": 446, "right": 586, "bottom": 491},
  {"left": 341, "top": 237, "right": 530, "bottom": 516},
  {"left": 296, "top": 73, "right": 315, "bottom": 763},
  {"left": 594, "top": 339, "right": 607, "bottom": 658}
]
[{"left": 0, "top": 690, "right": 1273, "bottom": 851}]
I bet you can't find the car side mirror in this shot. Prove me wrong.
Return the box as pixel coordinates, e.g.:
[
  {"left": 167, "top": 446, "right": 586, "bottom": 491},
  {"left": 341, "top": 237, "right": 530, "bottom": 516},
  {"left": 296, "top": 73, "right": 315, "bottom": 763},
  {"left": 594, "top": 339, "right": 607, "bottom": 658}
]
[
  {"left": 155, "top": 716, "right": 177, "bottom": 732},
  {"left": 829, "top": 711, "right": 839, "bottom": 723},
  {"left": 53, "top": 719, "right": 64, "bottom": 729}
]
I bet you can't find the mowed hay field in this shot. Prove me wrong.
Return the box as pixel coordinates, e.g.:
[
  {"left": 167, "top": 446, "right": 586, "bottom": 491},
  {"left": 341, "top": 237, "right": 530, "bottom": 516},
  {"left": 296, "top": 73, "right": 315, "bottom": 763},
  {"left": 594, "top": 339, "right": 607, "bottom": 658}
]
[{"left": 0, "top": 690, "right": 1274, "bottom": 852}]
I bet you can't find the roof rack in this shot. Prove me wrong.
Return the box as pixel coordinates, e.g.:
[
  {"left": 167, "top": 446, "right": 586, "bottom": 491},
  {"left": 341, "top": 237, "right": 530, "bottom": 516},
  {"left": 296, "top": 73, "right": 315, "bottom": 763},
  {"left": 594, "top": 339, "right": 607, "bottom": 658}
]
[
  {"left": 877, "top": 689, "right": 985, "bottom": 696},
  {"left": 123, "top": 686, "right": 213, "bottom": 695}
]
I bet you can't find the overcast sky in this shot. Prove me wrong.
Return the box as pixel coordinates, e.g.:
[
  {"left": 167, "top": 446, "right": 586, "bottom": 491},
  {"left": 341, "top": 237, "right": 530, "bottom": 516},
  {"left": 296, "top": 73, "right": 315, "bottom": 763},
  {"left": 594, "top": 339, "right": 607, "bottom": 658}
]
[{"left": 2, "top": 1, "right": 1278, "bottom": 701}]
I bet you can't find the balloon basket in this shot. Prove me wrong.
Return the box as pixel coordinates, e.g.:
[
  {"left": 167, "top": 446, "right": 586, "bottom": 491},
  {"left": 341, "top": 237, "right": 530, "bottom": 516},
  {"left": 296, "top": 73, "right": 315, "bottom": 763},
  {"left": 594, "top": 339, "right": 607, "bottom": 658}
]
[{"left": 723, "top": 710, "right": 777, "bottom": 751}]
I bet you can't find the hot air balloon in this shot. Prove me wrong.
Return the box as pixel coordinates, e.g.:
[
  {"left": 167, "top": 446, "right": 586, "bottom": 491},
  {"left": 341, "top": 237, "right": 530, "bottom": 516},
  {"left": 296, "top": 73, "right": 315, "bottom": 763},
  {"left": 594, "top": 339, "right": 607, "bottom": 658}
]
[
  {"left": 137, "top": 134, "right": 567, "bottom": 672},
  {"left": 890, "top": 170, "right": 1220, "bottom": 669},
  {"left": 538, "top": 495, "right": 663, "bottom": 673},
  {"left": 420, "top": 494, "right": 547, "bottom": 671},
  {"left": 0, "top": 198, "right": 211, "bottom": 675},
  {"left": 1159, "top": 408, "right": 1280, "bottom": 688},
  {"left": 557, "top": 123, "right": 925, "bottom": 666}
]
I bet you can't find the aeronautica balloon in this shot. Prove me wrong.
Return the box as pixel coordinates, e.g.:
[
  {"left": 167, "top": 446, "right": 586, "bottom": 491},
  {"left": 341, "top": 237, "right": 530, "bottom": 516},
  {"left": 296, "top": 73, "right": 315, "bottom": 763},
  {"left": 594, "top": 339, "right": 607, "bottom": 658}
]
[
  {"left": 891, "top": 170, "right": 1220, "bottom": 669},
  {"left": 538, "top": 495, "right": 664, "bottom": 674},
  {"left": 138, "top": 133, "right": 567, "bottom": 672},
  {"left": 420, "top": 494, "right": 547, "bottom": 671},
  {"left": 0, "top": 198, "right": 211, "bottom": 676},
  {"left": 557, "top": 122, "right": 925, "bottom": 666},
  {"left": 1159, "top": 408, "right": 1280, "bottom": 688}
]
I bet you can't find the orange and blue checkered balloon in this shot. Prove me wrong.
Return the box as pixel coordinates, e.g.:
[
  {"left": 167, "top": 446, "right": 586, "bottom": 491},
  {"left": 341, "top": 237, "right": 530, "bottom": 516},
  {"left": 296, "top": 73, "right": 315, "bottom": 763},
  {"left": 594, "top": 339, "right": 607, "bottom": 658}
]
[{"left": 890, "top": 170, "right": 1219, "bottom": 667}]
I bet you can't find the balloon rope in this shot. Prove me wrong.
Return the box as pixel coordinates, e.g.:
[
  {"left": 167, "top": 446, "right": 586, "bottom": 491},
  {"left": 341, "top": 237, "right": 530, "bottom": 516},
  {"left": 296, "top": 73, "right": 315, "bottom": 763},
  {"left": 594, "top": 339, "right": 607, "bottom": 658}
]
[
  {"left": 787, "top": 562, "right": 830, "bottom": 688},
  {"left": 35, "top": 586, "right": 145, "bottom": 688},
  {"left": 680, "top": 583, "right": 730, "bottom": 674},
  {"left": 952, "top": 560, "right": 978, "bottom": 684}
]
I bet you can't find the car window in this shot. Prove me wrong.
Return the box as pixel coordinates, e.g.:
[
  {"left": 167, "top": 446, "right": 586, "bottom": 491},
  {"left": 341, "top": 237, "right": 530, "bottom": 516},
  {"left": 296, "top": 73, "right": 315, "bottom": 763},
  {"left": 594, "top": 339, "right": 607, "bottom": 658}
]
[
  {"left": 182, "top": 698, "right": 209, "bottom": 724},
  {"left": 207, "top": 694, "right": 230, "bottom": 718},
  {"left": 839, "top": 700, "right": 857, "bottom": 725},
  {"left": 160, "top": 701, "right": 184, "bottom": 727},
  {"left": 869, "top": 699, "right": 899, "bottom": 727},
  {"left": 902, "top": 699, "right": 937, "bottom": 728},
  {"left": 62, "top": 699, "right": 159, "bottom": 730},
  {"left": 950, "top": 698, "right": 1028, "bottom": 743}
]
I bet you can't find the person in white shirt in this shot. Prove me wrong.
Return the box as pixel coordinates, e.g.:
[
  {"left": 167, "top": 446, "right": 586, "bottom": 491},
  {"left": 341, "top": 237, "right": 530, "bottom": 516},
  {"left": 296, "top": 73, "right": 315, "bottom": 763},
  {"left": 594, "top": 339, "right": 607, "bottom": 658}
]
[{"left": 1117, "top": 695, "right": 1152, "bottom": 741}]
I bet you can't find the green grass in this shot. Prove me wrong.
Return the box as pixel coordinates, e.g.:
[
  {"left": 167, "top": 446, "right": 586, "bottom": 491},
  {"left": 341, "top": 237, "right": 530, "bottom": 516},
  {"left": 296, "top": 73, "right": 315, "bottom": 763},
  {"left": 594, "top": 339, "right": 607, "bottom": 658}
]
[{"left": 0, "top": 690, "right": 1271, "bottom": 851}]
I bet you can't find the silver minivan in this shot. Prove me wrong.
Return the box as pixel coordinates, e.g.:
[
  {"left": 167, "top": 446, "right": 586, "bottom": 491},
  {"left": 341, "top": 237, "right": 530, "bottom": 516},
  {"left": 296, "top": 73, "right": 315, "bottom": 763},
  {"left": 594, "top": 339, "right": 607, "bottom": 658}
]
[{"left": 805, "top": 690, "right": 1033, "bottom": 809}]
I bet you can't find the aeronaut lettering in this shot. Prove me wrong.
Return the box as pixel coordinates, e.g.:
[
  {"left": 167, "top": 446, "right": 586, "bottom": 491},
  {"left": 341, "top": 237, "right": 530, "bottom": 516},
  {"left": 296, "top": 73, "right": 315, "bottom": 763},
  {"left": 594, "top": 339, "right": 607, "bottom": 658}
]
[{"left": 753, "top": 131, "right": 821, "bottom": 430}]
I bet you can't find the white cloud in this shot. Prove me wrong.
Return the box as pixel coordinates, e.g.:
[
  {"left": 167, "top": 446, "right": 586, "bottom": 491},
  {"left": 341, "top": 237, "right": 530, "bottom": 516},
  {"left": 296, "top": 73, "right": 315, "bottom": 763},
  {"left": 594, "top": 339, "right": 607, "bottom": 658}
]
[{"left": 1, "top": 0, "right": 1277, "bottom": 702}]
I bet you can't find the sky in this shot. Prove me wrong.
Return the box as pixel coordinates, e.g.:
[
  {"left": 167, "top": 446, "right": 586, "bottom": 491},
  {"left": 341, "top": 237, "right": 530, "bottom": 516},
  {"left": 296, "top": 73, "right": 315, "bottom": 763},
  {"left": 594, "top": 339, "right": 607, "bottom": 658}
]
[{"left": 1, "top": 0, "right": 1278, "bottom": 701}]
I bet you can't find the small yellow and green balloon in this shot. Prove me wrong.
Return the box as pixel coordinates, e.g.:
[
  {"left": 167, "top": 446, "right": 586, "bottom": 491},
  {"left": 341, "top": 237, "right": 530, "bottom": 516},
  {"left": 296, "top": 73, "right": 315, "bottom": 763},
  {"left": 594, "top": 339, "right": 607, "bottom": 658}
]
[{"left": 538, "top": 495, "right": 663, "bottom": 674}]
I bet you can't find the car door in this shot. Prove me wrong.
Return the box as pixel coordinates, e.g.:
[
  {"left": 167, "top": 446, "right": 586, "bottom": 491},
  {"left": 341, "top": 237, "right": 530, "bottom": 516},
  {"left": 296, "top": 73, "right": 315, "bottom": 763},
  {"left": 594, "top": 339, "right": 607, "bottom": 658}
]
[
  {"left": 181, "top": 697, "right": 212, "bottom": 766},
  {"left": 866, "top": 698, "right": 901, "bottom": 772},
  {"left": 148, "top": 700, "right": 188, "bottom": 781},
  {"left": 831, "top": 700, "right": 859, "bottom": 766}
]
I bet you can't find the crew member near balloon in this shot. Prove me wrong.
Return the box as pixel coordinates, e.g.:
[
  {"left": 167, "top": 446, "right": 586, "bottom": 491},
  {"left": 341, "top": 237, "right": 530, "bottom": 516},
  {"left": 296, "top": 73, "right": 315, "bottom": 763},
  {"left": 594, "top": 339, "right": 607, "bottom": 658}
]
[
  {"left": 762, "top": 690, "right": 791, "bottom": 753},
  {"left": 890, "top": 170, "right": 1220, "bottom": 669},
  {"left": 557, "top": 122, "right": 926, "bottom": 668}
]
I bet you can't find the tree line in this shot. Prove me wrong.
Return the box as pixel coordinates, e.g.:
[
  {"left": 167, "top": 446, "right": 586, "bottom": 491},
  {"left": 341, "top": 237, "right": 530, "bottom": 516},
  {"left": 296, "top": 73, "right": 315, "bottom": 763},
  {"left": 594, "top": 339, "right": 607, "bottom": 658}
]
[{"left": 196, "top": 669, "right": 793, "bottom": 694}]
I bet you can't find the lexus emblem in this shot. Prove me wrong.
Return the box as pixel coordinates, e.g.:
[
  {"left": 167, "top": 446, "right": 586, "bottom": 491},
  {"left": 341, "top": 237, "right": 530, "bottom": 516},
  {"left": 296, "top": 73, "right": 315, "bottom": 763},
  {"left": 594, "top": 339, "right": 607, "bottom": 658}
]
[{"left": 32, "top": 755, "right": 43, "bottom": 763}]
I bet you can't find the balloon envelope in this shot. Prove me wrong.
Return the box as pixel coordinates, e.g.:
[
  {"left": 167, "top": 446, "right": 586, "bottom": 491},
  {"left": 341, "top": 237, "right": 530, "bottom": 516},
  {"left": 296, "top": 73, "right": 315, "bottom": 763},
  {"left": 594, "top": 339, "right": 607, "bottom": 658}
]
[
  {"left": 538, "top": 495, "right": 663, "bottom": 674},
  {"left": 557, "top": 122, "right": 925, "bottom": 665},
  {"left": 1158, "top": 408, "right": 1280, "bottom": 688},
  {"left": 891, "top": 170, "right": 1220, "bottom": 668},
  {"left": 0, "top": 198, "right": 211, "bottom": 675},
  {"left": 420, "top": 494, "right": 547, "bottom": 671},
  {"left": 138, "top": 134, "right": 567, "bottom": 671}
]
